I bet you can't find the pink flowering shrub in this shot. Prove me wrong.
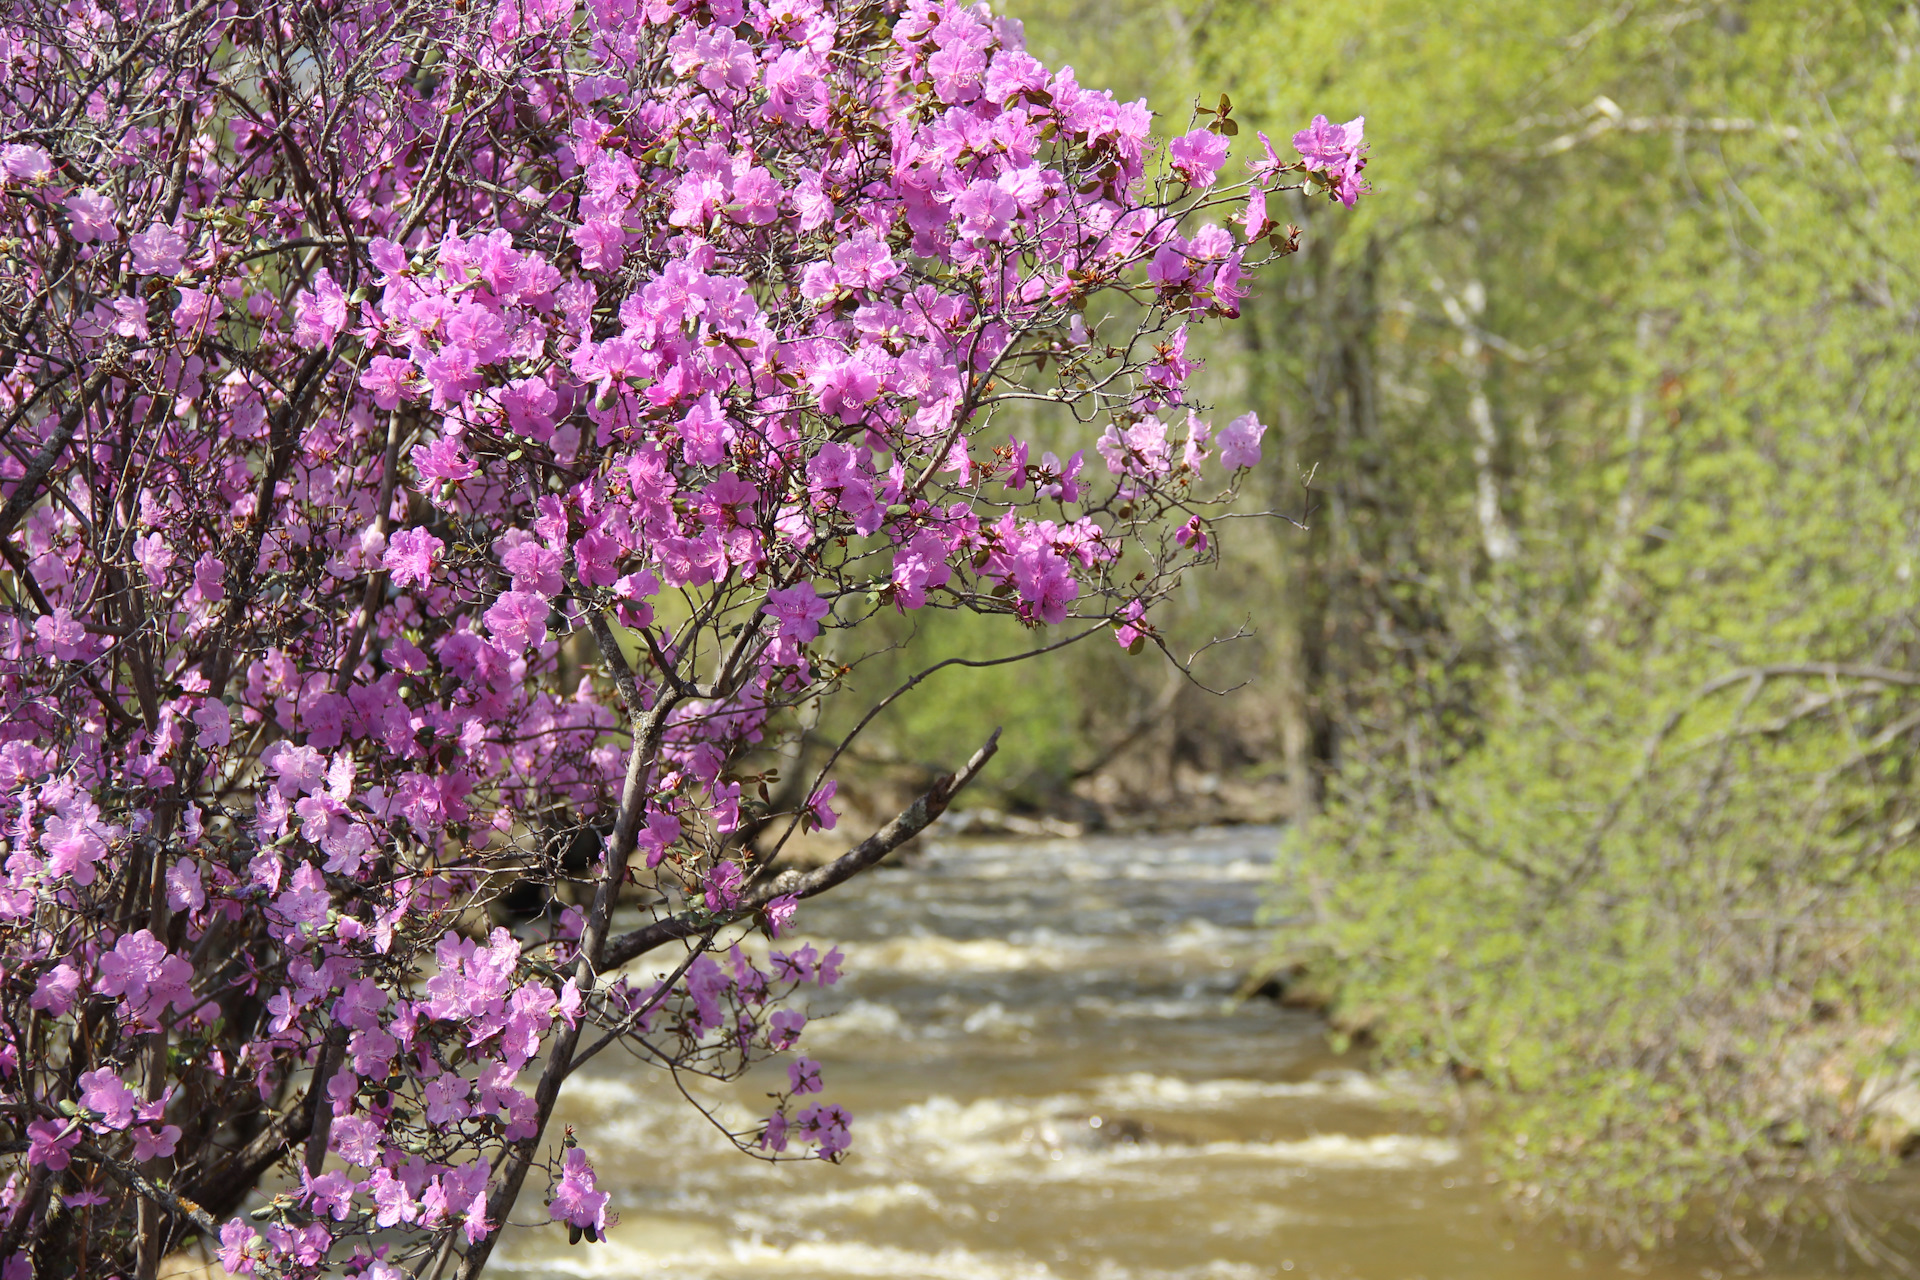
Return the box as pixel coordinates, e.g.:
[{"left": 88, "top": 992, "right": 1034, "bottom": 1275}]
[{"left": 0, "top": 0, "right": 1355, "bottom": 1274}]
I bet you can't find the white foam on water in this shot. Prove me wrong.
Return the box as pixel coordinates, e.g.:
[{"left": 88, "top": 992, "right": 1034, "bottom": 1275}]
[
  {"left": 870, "top": 1092, "right": 1067, "bottom": 1145},
  {"left": 723, "top": 1238, "right": 1059, "bottom": 1280},
  {"left": 846, "top": 1092, "right": 1457, "bottom": 1186},
  {"left": 961, "top": 1000, "right": 1038, "bottom": 1035},
  {"left": 803, "top": 997, "right": 908, "bottom": 1043},
  {"left": 1102, "top": 859, "right": 1272, "bottom": 883},
  {"left": 1088, "top": 1261, "right": 1273, "bottom": 1280},
  {"left": 1072, "top": 995, "right": 1220, "bottom": 1021},
  {"left": 1159, "top": 918, "right": 1253, "bottom": 949},
  {"left": 504, "top": 1231, "right": 1291, "bottom": 1280},
  {"left": 546, "top": 1069, "right": 1448, "bottom": 1203},
  {"left": 1098, "top": 1133, "right": 1459, "bottom": 1169},
  {"left": 837, "top": 934, "right": 1073, "bottom": 974},
  {"left": 730, "top": 1179, "right": 946, "bottom": 1229},
  {"left": 557, "top": 1075, "right": 645, "bottom": 1112},
  {"left": 496, "top": 1223, "right": 1061, "bottom": 1280},
  {"left": 1091, "top": 1071, "right": 1396, "bottom": 1108}
]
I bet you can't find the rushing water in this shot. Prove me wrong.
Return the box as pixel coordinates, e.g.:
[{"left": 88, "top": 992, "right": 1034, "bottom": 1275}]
[{"left": 494, "top": 826, "right": 1899, "bottom": 1280}]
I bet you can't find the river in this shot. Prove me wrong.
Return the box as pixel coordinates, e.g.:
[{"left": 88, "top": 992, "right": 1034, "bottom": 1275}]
[{"left": 494, "top": 825, "right": 1901, "bottom": 1280}]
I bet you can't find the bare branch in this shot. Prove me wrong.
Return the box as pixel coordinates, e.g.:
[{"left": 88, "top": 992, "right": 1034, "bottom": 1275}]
[{"left": 600, "top": 729, "right": 1002, "bottom": 971}]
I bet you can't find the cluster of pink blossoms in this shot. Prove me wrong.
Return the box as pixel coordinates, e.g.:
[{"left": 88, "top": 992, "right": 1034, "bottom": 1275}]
[
  {"left": 0, "top": 0, "right": 1356, "bottom": 1274},
  {"left": 1285, "top": 114, "right": 1370, "bottom": 207}
]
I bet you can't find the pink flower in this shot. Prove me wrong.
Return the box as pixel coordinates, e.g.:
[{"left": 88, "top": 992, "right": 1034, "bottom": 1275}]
[
  {"left": 79, "top": 1067, "right": 139, "bottom": 1129},
  {"left": 26, "top": 1120, "right": 79, "bottom": 1171},
  {"left": 412, "top": 436, "right": 477, "bottom": 485},
  {"left": 830, "top": 235, "right": 900, "bottom": 290},
  {"left": 1215, "top": 411, "right": 1266, "bottom": 469},
  {"left": 424, "top": 1073, "right": 472, "bottom": 1124},
  {"left": 772, "top": 943, "right": 818, "bottom": 983},
  {"left": 762, "top": 581, "right": 832, "bottom": 644},
  {"left": 1035, "top": 450, "right": 1085, "bottom": 503},
  {"left": 192, "top": 552, "right": 226, "bottom": 602},
  {"left": 573, "top": 529, "right": 621, "bottom": 588},
  {"left": 65, "top": 189, "right": 118, "bottom": 243},
  {"left": 502, "top": 376, "right": 558, "bottom": 440},
  {"left": 1294, "top": 113, "right": 1364, "bottom": 170},
  {"left": 501, "top": 984, "right": 559, "bottom": 1068},
  {"left": 366, "top": 1167, "right": 419, "bottom": 1227},
  {"left": 795, "top": 1101, "right": 851, "bottom": 1156},
  {"left": 1331, "top": 165, "right": 1368, "bottom": 208},
  {"left": 266, "top": 742, "right": 326, "bottom": 796},
  {"left": 764, "top": 893, "right": 799, "bottom": 939},
  {"left": 172, "top": 287, "right": 223, "bottom": 331},
  {"left": 368, "top": 237, "right": 410, "bottom": 280},
  {"left": 166, "top": 856, "right": 206, "bottom": 911},
  {"left": 421, "top": 346, "right": 481, "bottom": 408},
  {"left": 677, "top": 391, "right": 735, "bottom": 466},
  {"left": 1008, "top": 540, "right": 1077, "bottom": 625},
  {"left": 1097, "top": 416, "right": 1171, "bottom": 479},
  {"left": 767, "top": 1007, "right": 805, "bottom": 1049},
  {"left": 264, "top": 1221, "right": 332, "bottom": 1268},
  {"left": 728, "top": 166, "right": 782, "bottom": 224},
  {"left": 41, "top": 810, "right": 109, "bottom": 884},
  {"left": 34, "top": 607, "right": 91, "bottom": 661},
  {"left": 219, "top": 1220, "right": 258, "bottom": 1274},
  {"left": 809, "top": 356, "right": 880, "bottom": 424},
  {"left": 1240, "top": 185, "right": 1270, "bottom": 240},
  {"left": 133, "top": 531, "right": 174, "bottom": 584},
  {"left": 448, "top": 1162, "right": 495, "bottom": 1243},
  {"left": 548, "top": 1148, "right": 608, "bottom": 1233},
  {"left": 817, "top": 946, "right": 844, "bottom": 986},
  {"left": 420, "top": 927, "right": 520, "bottom": 1022},
  {"left": 131, "top": 1123, "right": 182, "bottom": 1162},
  {"left": 890, "top": 531, "right": 952, "bottom": 609},
  {"left": 1113, "top": 599, "right": 1149, "bottom": 648},
  {"left": 292, "top": 268, "right": 348, "bottom": 348},
  {"left": 384, "top": 526, "right": 444, "bottom": 590},
  {"left": 1240, "top": 122, "right": 1280, "bottom": 169},
  {"left": 361, "top": 356, "right": 419, "bottom": 410},
  {"left": 929, "top": 41, "right": 986, "bottom": 103},
  {"left": 96, "top": 929, "right": 195, "bottom": 1024},
  {"left": 571, "top": 219, "right": 628, "bottom": 273},
  {"left": 30, "top": 964, "right": 82, "bottom": 1016},
  {"left": 270, "top": 863, "right": 332, "bottom": 933},
  {"left": 1168, "top": 129, "right": 1230, "bottom": 189},
  {"left": 497, "top": 534, "right": 565, "bottom": 596},
  {"left": 1, "top": 144, "right": 52, "bottom": 183},
  {"left": 805, "top": 780, "right": 838, "bottom": 832},
  {"left": 953, "top": 178, "right": 1017, "bottom": 243},
  {"left": 130, "top": 222, "right": 188, "bottom": 275},
  {"left": 1183, "top": 414, "right": 1214, "bottom": 469},
  {"left": 788, "top": 1056, "right": 822, "bottom": 1094},
  {"left": 1175, "top": 515, "right": 1210, "bottom": 553},
  {"left": 370, "top": 238, "right": 412, "bottom": 282},
  {"left": 193, "top": 699, "right": 231, "bottom": 748},
  {"left": 300, "top": 1167, "right": 356, "bottom": 1221},
  {"left": 106, "top": 295, "right": 151, "bottom": 340},
  {"left": 640, "top": 808, "right": 682, "bottom": 869},
  {"left": 704, "top": 861, "right": 745, "bottom": 912},
  {"left": 1292, "top": 114, "right": 1369, "bottom": 207}
]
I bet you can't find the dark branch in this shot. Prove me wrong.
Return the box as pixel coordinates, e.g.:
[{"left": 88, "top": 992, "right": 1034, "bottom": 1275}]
[
  {"left": 599, "top": 728, "right": 1001, "bottom": 971},
  {"left": 0, "top": 358, "right": 117, "bottom": 542}
]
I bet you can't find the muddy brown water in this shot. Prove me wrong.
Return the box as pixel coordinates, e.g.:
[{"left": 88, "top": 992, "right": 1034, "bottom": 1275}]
[{"left": 494, "top": 826, "right": 1913, "bottom": 1280}]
